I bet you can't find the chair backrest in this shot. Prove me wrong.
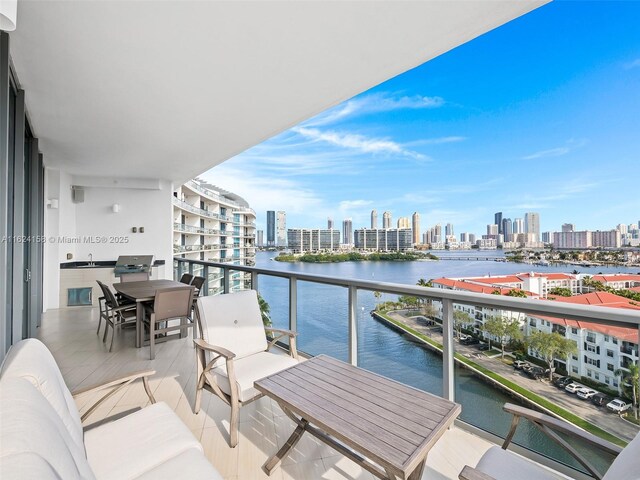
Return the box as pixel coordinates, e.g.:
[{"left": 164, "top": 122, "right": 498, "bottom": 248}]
[
  {"left": 180, "top": 273, "right": 194, "bottom": 285},
  {"left": 195, "top": 290, "right": 267, "bottom": 364},
  {"left": 603, "top": 431, "right": 640, "bottom": 480},
  {"left": 0, "top": 378, "right": 96, "bottom": 479},
  {"left": 152, "top": 287, "right": 194, "bottom": 322},
  {"left": 96, "top": 280, "right": 116, "bottom": 308},
  {"left": 190, "top": 276, "right": 205, "bottom": 296},
  {"left": 120, "top": 272, "right": 150, "bottom": 282},
  {"left": 0, "top": 339, "right": 84, "bottom": 452}
]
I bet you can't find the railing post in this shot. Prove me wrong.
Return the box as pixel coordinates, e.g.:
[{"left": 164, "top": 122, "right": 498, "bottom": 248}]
[
  {"left": 251, "top": 271, "right": 259, "bottom": 292},
  {"left": 289, "top": 277, "right": 297, "bottom": 334},
  {"left": 442, "top": 299, "right": 455, "bottom": 402},
  {"left": 348, "top": 285, "right": 358, "bottom": 366},
  {"left": 223, "top": 267, "right": 230, "bottom": 294},
  {"left": 203, "top": 265, "right": 209, "bottom": 296}
]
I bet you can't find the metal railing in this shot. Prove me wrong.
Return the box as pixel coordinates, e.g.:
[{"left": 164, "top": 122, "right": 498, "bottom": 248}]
[
  {"left": 173, "top": 244, "right": 222, "bottom": 254},
  {"left": 184, "top": 180, "right": 256, "bottom": 216},
  {"left": 174, "top": 258, "right": 640, "bottom": 401},
  {"left": 173, "top": 222, "right": 221, "bottom": 235}
]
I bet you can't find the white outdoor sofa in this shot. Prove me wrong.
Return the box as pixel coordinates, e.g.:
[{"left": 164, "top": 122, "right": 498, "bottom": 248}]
[{"left": 0, "top": 339, "right": 222, "bottom": 480}]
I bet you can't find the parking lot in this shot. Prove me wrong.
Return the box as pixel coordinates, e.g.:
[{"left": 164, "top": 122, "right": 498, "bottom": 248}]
[{"left": 388, "top": 311, "right": 640, "bottom": 442}]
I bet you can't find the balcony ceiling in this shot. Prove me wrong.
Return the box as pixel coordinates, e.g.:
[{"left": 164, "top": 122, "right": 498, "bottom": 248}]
[{"left": 9, "top": 1, "right": 548, "bottom": 183}]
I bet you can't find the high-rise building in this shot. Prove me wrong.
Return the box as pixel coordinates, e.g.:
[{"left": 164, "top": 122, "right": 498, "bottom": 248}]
[
  {"left": 397, "top": 217, "right": 410, "bottom": 229},
  {"left": 412, "top": 212, "right": 420, "bottom": 245},
  {"left": 173, "top": 179, "right": 256, "bottom": 293},
  {"left": 617, "top": 224, "right": 628, "bottom": 235},
  {"left": 287, "top": 228, "right": 340, "bottom": 253},
  {"left": 553, "top": 230, "right": 591, "bottom": 249},
  {"left": 256, "top": 230, "right": 264, "bottom": 247},
  {"left": 276, "top": 211, "right": 286, "bottom": 247},
  {"left": 266, "top": 210, "right": 275, "bottom": 246},
  {"left": 513, "top": 218, "right": 524, "bottom": 234},
  {"left": 494, "top": 212, "right": 503, "bottom": 235},
  {"left": 382, "top": 211, "right": 392, "bottom": 229},
  {"left": 502, "top": 218, "right": 512, "bottom": 240},
  {"left": 469, "top": 233, "right": 477, "bottom": 244},
  {"left": 354, "top": 228, "right": 412, "bottom": 251},
  {"left": 487, "top": 224, "right": 498, "bottom": 236},
  {"left": 460, "top": 232, "right": 469, "bottom": 242},
  {"left": 562, "top": 223, "right": 575, "bottom": 233},
  {"left": 342, "top": 218, "right": 353, "bottom": 245},
  {"left": 371, "top": 209, "right": 378, "bottom": 229},
  {"left": 524, "top": 212, "right": 540, "bottom": 242},
  {"left": 445, "top": 223, "right": 454, "bottom": 236},
  {"left": 592, "top": 230, "right": 621, "bottom": 248},
  {"left": 541, "top": 231, "right": 551, "bottom": 244},
  {"left": 327, "top": 217, "right": 334, "bottom": 230}
]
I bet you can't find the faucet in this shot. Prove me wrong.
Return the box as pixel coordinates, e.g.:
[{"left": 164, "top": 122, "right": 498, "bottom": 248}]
[{"left": 88, "top": 253, "right": 94, "bottom": 266}]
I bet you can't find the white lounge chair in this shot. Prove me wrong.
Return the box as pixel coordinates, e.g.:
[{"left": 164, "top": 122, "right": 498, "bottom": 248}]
[
  {"left": 193, "top": 289, "right": 300, "bottom": 447},
  {"left": 460, "top": 403, "right": 639, "bottom": 480},
  {"left": 0, "top": 338, "right": 221, "bottom": 479}
]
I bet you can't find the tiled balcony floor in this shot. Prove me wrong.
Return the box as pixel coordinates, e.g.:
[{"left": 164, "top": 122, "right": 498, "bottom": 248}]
[{"left": 37, "top": 306, "right": 494, "bottom": 480}]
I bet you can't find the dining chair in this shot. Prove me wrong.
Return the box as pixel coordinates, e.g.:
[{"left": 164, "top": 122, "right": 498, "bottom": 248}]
[
  {"left": 120, "top": 272, "right": 150, "bottom": 282},
  {"left": 179, "top": 273, "right": 194, "bottom": 285},
  {"left": 142, "top": 287, "right": 194, "bottom": 359},
  {"left": 96, "top": 281, "right": 137, "bottom": 352}
]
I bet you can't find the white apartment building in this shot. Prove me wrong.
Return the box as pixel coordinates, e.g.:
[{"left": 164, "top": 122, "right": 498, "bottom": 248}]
[
  {"left": 173, "top": 179, "right": 256, "bottom": 294},
  {"left": 554, "top": 230, "right": 591, "bottom": 249},
  {"left": 590, "top": 274, "right": 640, "bottom": 290},
  {"left": 526, "top": 292, "right": 639, "bottom": 392},
  {"left": 287, "top": 228, "right": 341, "bottom": 253},
  {"left": 276, "top": 211, "right": 287, "bottom": 247},
  {"left": 354, "top": 228, "right": 413, "bottom": 251}
]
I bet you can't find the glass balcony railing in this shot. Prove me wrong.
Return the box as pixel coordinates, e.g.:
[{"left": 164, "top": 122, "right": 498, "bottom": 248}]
[
  {"left": 173, "top": 198, "right": 257, "bottom": 226},
  {"left": 173, "top": 244, "right": 221, "bottom": 253},
  {"left": 173, "top": 222, "right": 222, "bottom": 235},
  {"left": 174, "top": 257, "right": 640, "bottom": 478},
  {"left": 184, "top": 180, "right": 256, "bottom": 216}
]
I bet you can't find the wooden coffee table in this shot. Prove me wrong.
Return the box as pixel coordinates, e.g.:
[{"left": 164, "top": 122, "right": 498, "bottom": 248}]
[{"left": 254, "top": 354, "right": 461, "bottom": 480}]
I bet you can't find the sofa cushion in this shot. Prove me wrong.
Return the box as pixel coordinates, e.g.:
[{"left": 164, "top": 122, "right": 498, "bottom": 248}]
[
  {"left": 603, "top": 431, "right": 640, "bottom": 480},
  {"left": 196, "top": 290, "right": 268, "bottom": 365},
  {"left": 84, "top": 401, "right": 204, "bottom": 480},
  {"left": 0, "top": 378, "right": 96, "bottom": 480},
  {"left": 135, "top": 448, "right": 223, "bottom": 480},
  {"left": 0, "top": 338, "right": 84, "bottom": 451},
  {"left": 476, "top": 446, "right": 570, "bottom": 480},
  {"left": 211, "top": 350, "right": 299, "bottom": 402}
]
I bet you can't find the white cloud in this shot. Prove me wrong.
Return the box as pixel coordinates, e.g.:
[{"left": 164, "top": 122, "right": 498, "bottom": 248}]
[
  {"left": 624, "top": 58, "right": 640, "bottom": 69},
  {"left": 406, "top": 136, "right": 466, "bottom": 146},
  {"left": 293, "top": 127, "right": 427, "bottom": 160},
  {"left": 521, "top": 147, "right": 570, "bottom": 160},
  {"left": 339, "top": 199, "right": 374, "bottom": 210},
  {"left": 304, "top": 92, "right": 445, "bottom": 127}
]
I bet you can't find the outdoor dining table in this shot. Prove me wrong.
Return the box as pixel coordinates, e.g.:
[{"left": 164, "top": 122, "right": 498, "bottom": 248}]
[
  {"left": 255, "top": 354, "right": 461, "bottom": 480},
  {"left": 113, "top": 279, "right": 187, "bottom": 348}
]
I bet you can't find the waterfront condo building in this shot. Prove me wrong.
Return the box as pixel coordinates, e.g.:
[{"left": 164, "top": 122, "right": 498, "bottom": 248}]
[
  {"left": 382, "top": 211, "right": 392, "bottom": 229},
  {"left": 342, "top": 218, "right": 353, "bottom": 246},
  {"left": 354, "top": 228, "right": 412, "bottom": 251},
  {"left": 287, "top": 228, "right": 340, "bottom": 253},
  {"left": 524, "top": 212, "right": 540, "bottom": 242},
  {"left": 412, "top": 212, "right": 421, "bottom": 245},
  {"left": 276, "top": 211, "right": 287, "bottom": 247},
  {"left": 266, "top": 210, "right": 275, "bottom": 246},
  {"left": 173, "top": 179, "right": 256, "bottom": 293},
  {"left": 370, "top": 209, "right": 378, "bottom": 229}
]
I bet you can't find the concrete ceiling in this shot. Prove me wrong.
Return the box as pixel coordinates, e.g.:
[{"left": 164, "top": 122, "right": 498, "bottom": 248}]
[{"left": 9, "top": 1, "right": 548, "bottom": 183}]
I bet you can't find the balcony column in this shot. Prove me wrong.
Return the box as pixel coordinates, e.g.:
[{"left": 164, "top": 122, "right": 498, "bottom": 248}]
[
  {"left": 442, "top": 299, "right": 455, "bottom": 401},
  {"left": 223, "top": 267, "right": 230, "bottom": 294},
  {"left": 251, "top": 271, "right": 259, "bottom": 291},
  {"left": 348, "top": 285, "right": 358, "bottom": 366}
]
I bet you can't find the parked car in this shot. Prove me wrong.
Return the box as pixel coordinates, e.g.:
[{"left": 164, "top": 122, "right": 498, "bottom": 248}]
[
  {"left": 513, "top": 360, "right": 528, "bottom": 370},
  {"left": 565, "top": 383, "right": 585, "bottom": 394},
  {"left": 461, "top": 337, "right": 480, "bottom": 346},
  {"left": 606, "top": 398, "right": 632, "bottom": 413},
  {"left": 526, "top": 367, "right": 547, "bottom": 380},
  {"left": 591, "top": 393, "right": 612, "bottom": 407},
  {"left": 457, "top": 333, "right": 470, "bottom": 342},
  {"left": 477, "top": 343, "right": 490, "bottom": 351},
  {"left": 576, "top": 388, "right": 598, "bottom": 400},
  {"left": 554, "top": 376, "right": 573, "bottom": 388}
]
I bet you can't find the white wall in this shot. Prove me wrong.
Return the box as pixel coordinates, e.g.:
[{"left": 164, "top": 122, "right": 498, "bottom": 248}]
[{"left": 43, "top": 171, "right": 173, "bottom": 310}]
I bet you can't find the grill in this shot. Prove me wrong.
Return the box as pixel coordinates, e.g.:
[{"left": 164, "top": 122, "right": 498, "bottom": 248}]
[{"left": 114, "top": 255, "right": 154, "bottom": 278}]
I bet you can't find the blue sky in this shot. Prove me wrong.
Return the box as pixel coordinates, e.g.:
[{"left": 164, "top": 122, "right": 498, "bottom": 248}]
[{"left": 203, "top": 1, "right": 640, "bottom": 236}]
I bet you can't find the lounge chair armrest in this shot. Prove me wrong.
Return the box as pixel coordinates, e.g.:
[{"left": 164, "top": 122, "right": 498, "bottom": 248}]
[
  {"left": 264, "top": 327, "right": 298, "bottom": 337},
  {"left": 503, "top": 403, "right": 623, "bottom": 456},
  {"left": 72, "top": 369, "right": 156, "bottom": 423},
  {"left": 459, "top": 466, "right": 496, "bottom": 480},
  {"left": 193, "top": 338, "right": 236, "bottom": 359}
]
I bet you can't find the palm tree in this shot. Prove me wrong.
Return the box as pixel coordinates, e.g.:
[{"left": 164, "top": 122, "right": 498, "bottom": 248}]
[
  {"left": 615, "top": 364, "right": 639, "bottom": 420},
  {"left": 258, "top": 294, "right": 272, "bottom": 327}
]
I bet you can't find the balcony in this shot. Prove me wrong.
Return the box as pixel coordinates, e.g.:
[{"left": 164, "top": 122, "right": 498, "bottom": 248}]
[
  {"left": 30, "top": 260, "right": 639, "bottom": 479},
  {"left": 173, "top": 223, "right": 222, "bottom": 236},
  {"left": 173, "top": 244, "right": 222, "bottom": 254},
  {"left": 620, "top": 344, "right": 639, "bottom": 357}
]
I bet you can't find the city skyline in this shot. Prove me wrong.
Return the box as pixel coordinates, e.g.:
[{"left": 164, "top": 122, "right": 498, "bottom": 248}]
[{"left": 202, "top": 2, "right": 640, "bottom": 235}]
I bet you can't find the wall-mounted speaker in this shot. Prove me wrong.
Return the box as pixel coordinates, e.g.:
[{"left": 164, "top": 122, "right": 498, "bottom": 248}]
[{"left": 71, "top": 186, "right": 84, "bottom": 203}]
